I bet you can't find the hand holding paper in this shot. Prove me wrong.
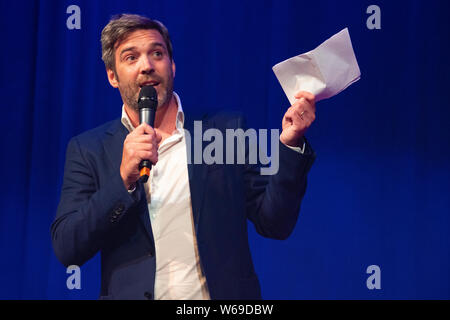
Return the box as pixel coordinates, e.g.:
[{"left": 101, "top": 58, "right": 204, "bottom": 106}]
[
  {"left": 280, "top": 91, "right": 316, "bottom": 148},
  {"left": 272, "top": 28, "right": 361, "bottom": 105}
]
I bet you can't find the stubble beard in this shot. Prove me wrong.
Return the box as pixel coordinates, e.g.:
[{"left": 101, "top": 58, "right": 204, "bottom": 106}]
[
  {"left": 120, "top": 82, "right": 140, "bottom": 111},
  {"left": 119, "top": 71, "right": 174, "bottom": 112}
]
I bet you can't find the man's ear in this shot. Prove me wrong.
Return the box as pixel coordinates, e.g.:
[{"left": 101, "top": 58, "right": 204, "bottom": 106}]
[
  {"left": 171, "top": 60, "right": 176, "bottom": 78},
  {"left": 107, "top": 68, "right": 119, "bottom": 88}
]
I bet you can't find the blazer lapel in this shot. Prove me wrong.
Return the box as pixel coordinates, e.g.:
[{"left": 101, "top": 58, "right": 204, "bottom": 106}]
[
  {"left": 103, "top": 119, "right": 154, "bottom": 244},
  {"left": 184, "top": 113, "right": 210, "bottom": 233},
  {"left": 103, "top": 119, "right": 126, "bottom": 173},
  {"left": 102, "top": 114, "right": 211, "bottom": 242}
]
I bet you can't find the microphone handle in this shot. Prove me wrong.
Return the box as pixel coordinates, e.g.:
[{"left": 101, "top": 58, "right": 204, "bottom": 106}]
[
  {"left": 139, "top": 107, "right": 156, "bottom": 183},
  {"left": 139, "top": 160, "right": 151, "bottom": 183}
]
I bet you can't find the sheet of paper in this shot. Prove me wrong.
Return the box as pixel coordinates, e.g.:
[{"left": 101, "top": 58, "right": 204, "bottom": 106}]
[{"left": 272, "top": 28, "right": 361, "bottom": 105}]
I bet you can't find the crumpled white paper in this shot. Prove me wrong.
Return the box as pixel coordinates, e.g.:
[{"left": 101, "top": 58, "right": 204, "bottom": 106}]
[{"left": 272, "top": 28, "right": 361, "bottom": 104}]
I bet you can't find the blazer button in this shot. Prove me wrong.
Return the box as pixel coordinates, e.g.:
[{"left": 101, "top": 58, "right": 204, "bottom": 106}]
[
  {"left": 144, "top": 291, "right": 152, "bottom": 300},
  {"left": 114, "top": 204, "right": 125, "bottom": 214}
]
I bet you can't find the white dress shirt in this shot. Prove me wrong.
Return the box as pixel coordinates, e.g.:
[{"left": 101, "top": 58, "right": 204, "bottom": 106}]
[
  {"left": 120, "top": 92, "right": 305, "bottom": 299},
  {"left": 121, "top": 92, "right": 210, "bottom": 300}
]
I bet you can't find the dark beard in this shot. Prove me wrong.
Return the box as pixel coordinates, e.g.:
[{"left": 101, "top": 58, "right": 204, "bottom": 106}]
[
  {"left": 120, "top": 82, "right": 139, "bottom": 111},
  {"left": 158, "top": 79, "right": 173, "bottom": 109},
  {"left": 119, "top": 72, "right": 174, "bottom": 111}
]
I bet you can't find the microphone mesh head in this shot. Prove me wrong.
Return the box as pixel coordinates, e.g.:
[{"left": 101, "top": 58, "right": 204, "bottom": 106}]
[{"left": 138, "top": 85, "right": 158, "bottom": 110}]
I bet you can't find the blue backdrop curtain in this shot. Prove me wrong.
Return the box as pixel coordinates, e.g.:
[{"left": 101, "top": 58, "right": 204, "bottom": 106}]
[{"left": 0, "top": 0, "right": 449, "bottom": 299}]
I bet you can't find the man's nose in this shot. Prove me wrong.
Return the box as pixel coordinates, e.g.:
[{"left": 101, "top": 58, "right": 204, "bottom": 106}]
[{"left": 139, "top": 55, "right": 154, "bottom": 74}]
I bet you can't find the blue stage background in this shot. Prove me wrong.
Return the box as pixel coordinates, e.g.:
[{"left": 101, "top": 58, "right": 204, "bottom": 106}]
[{"left": 1, "top": 0, "right": 449, "bottom": 299}]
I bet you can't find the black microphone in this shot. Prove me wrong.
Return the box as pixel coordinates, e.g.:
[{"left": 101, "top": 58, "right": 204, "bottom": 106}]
[{"left": 138, "top": 85, "right": 158, "bottom": 183}]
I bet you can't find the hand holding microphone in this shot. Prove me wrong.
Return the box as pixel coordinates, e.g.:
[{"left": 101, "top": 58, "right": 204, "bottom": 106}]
[
  {"left": 137, "top": 85, "right": 158, "bottom": 183},
  {"left": 120, "top": 85, "right": 160, "bottom": 190}
]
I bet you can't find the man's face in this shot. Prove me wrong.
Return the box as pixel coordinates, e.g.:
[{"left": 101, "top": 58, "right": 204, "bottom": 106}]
[{"left": 107, "top": 29, "right": 175, "bottom": 111}]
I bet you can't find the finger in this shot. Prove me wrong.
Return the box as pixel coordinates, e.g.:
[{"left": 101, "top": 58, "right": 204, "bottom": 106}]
[
  {"left": 134, "top": 123, "right": 156, "bottom": 136},
  {"left": 300, "top": 110, "right": 315, "bottom": 126},
  {"left": 154, "top": 129, "right": 163, "bottom": 143},
  {"left": 127, "top": 142, "right": 154, "bottom": 152},
  {"left": 133, "top": 123, "right": 147, "bottom": 134},
  {"left": 294, "top": 91, "right": 315, "bottom": 102},
  {"left": 131, "top": 134, "right": 154, "bottom": 144},
  {"left": 283, "top": 107, "right": 295, "bottom": 123},
  {"left": 293, "top": 97, "right": 316, "bottom": 114},
  {"left": 293, "top": 108, "right": 307, "bottom": 124},
  {"left": 291, "top": 97, "right": 307, "bottom": 112},
  {"left": 137, "top": 150, "right": 158, "bottom": 164},
  {"left": 293, "top": 105, "right": 315, "bottom": 123}
]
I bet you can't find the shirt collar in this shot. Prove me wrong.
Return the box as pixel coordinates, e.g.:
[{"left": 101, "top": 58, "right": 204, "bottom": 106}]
[{"left": 121, "top": 91, "right": 184, "bottom": 133}]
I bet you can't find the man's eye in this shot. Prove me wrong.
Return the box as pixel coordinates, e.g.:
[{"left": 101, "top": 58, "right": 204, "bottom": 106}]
[
  {"left": 153, "top": 51, "right": 162, "bottom": 57},
  {"left": 125, "top": 55, "right": 136, "bottom": 61}
]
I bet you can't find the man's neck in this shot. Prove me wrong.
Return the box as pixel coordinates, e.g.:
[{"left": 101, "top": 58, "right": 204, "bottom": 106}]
[{"left": 124, "top": 94, "right": 178, "bottom": 136}]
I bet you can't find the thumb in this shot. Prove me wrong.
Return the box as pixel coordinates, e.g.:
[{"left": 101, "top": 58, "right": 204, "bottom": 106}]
[{"left": 154, "top": 129, "right": 163, "bottom": 143}]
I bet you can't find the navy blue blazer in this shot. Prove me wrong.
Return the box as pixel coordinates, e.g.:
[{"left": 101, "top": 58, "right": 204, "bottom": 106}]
[{"left": 51, "top": 112, "right": 315, "bottom": 300}]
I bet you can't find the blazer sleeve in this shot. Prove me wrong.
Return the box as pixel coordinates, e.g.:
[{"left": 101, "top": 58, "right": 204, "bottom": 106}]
[
  {"left": 242, "top": 118, "right": 316, "bottom": 240},
  {"left": 50, "top": 136, "right": 141, "bottom": 267}
]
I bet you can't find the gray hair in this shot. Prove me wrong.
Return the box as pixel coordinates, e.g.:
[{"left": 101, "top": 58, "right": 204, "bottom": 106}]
[{"left": 101, "top": 14, "right": 173, "bottom": 72}]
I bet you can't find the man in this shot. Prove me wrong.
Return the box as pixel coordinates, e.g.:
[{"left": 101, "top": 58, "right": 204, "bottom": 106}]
[{"left": 51, "top": 14, "right": 316, "bottom": 300}]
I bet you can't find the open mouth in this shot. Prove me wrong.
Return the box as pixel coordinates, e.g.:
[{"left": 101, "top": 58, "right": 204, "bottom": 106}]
[{"left": 139, "top": 81, "right": 160, "bottom": 88}]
